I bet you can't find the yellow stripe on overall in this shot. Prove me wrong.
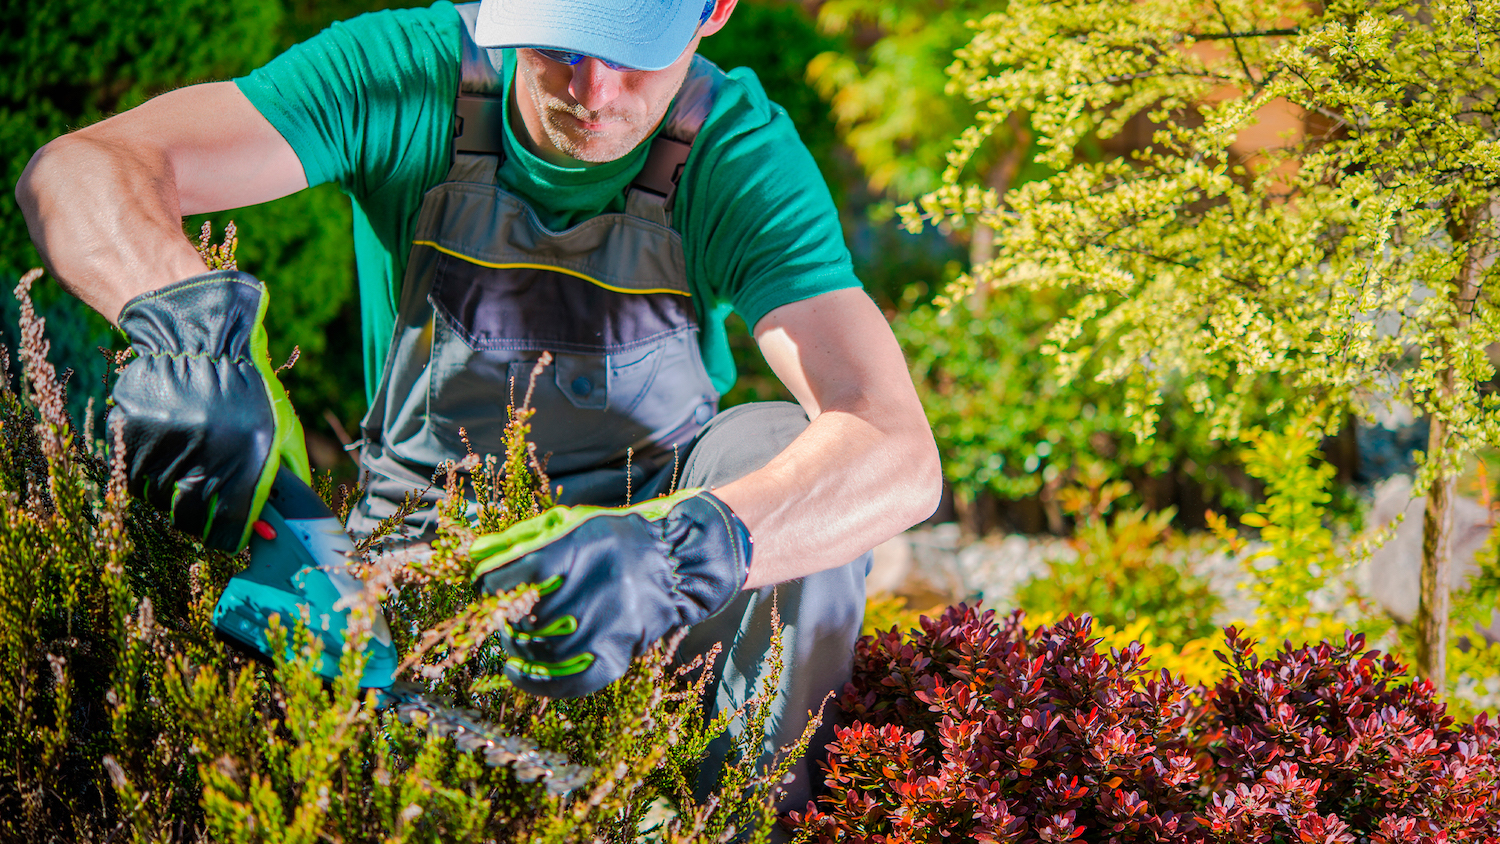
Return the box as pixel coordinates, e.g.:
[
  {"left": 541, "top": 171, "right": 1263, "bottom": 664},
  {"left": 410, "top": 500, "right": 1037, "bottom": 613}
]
[{"left": 412, "top": 240, "right": 693, "bottom": 298}]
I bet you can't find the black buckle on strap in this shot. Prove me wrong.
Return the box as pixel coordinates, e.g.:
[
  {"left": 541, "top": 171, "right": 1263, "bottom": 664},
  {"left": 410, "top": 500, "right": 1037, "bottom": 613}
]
[
  {"left": 454, "top": 93, "right": 506, "bottom": 157},
  {"left": 629, "top": 135, "right": 693, "bottom": 212}
]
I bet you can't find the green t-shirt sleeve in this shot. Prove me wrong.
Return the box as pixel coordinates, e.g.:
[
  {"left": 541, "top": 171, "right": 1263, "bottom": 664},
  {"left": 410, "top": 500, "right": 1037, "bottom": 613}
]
[
  {"left": 234, "top": 2, "right": 461, "bottom": 401},
  {"left": 234, "top": 2, "right": 460, "bottom": 201},
  {"left": 679, "top": 68, "right": 863, "bottom": 332}
]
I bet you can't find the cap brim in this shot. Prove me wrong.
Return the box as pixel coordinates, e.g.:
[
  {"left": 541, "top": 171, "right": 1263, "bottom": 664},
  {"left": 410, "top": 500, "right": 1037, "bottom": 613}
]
[{"left": 475, "top": 0, "right": 703, "bottom": 72}]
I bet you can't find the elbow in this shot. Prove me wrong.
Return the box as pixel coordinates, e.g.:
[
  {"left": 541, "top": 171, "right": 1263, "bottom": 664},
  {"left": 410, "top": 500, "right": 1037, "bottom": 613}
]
[
  {"left": 16, "top": 135, "right": 82, "bottom": 231},
  {"left": 15, "top": 143, "right": 50, "bottom": 227},
  {"left": 15, "top": 136, "right": 86, "bottom": 274},
  {"left": 899, "top": 427, "right": 944, "bottom": 530},
  {"left": 916, "top": 436, "right": 944, "bottom": 524},
  {"left": 15, "top": 141, "right": 63, "bottom": 259}
]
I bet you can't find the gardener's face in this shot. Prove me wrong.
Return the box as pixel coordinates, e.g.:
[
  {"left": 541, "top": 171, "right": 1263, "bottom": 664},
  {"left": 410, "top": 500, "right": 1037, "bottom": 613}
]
[
  {"left": 512, "top": 48, "right": 691, "bottom": 164},
  {"left": 510, "top": 2, "right": 733, "bottom": 164}
]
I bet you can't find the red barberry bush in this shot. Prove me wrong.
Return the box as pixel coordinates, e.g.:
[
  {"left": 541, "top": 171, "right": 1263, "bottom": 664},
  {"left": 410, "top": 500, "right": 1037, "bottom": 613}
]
[
  {"left": 1202, "top": 628, "right": 1500, "bottom": 843},
  {"left": 790, "top": 607, "right": 1500, "bottom": 843},
  {"left": 790, "top": 606, "right": 1209, "bottom": 843}
]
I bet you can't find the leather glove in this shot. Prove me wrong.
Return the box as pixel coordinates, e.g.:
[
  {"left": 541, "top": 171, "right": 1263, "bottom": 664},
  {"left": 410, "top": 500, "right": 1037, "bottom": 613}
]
[
  {"left": 110, "top": 270, "right": 311, "bottom": 553},
  {"left": 471, "top": 488, "right": 752, "bottom": 698}
]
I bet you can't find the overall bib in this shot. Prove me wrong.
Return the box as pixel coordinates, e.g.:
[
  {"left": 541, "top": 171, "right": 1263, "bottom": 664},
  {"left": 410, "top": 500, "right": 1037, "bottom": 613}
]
[
  {"left": 349, "top": 9, "right": 722, "bottom": 534},
  {"left": 351, "top": 4, "right": 867, "bottom": 816}
]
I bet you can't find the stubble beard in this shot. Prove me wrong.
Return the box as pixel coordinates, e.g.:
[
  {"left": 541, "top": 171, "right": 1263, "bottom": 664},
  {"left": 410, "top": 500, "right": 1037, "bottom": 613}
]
[
  {"left": 537, "top": 97, "right": 649, "bottom": 163},
  {"left": 516, "top": 60, "right": 684, "bottom": 164}
]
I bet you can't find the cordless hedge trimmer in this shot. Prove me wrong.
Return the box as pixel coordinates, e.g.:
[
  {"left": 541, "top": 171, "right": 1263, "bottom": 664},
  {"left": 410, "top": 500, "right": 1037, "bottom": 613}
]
[
  {"left": 210, "top": 467, "right": 591, "bottom": 795},
  {"left": 211, "top": 466, "right": 399, "bottom": 687},
  {"left": 110, "top": 269, "right": 588, "bottom": 791}
]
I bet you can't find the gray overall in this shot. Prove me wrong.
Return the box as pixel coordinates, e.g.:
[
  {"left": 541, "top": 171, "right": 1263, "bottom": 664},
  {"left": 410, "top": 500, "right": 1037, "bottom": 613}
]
[{"left": 349, "top": 3, "right": 868, "bottom": 813}]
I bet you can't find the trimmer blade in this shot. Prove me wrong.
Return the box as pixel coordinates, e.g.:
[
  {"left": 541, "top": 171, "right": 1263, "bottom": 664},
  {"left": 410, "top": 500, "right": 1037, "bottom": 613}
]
[{"left": 378, "top": 682, "right": 593, "bottom": 795}]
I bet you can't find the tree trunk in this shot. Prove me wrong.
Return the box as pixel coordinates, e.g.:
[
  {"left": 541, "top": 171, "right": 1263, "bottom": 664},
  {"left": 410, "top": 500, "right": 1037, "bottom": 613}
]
[
  {"left": 1415, "top": 415, "right": 1453, "bottom": 691},
  {"left": 1416, "top": 202, "right": 1491, "bottom": 690}
]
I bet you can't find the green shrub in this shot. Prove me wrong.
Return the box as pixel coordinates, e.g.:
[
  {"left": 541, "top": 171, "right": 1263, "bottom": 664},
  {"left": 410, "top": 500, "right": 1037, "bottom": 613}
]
[
  {"left": 897, "top": 285, "right": 1287, "bottom": 524},
  {"left": 6, "top": 0, "right": 372, "bottom": 442},
  {"left": 1014, "top": 463, "right": 1222, "bottom": 646},
  {"left": 1210, "top": 425, "right": 1376, "bottom": 653},
  {"left": 0, "top": 265, "right": 800, "bottom": 843}
]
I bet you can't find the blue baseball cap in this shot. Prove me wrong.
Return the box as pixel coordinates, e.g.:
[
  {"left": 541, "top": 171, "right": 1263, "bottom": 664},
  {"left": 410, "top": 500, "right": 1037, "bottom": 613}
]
[{"left": 475, "top": 0, "right": 711, "bottom": 72}]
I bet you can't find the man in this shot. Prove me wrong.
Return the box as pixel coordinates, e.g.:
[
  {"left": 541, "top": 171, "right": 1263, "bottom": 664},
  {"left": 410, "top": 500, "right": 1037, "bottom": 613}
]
[{"left": 16, "top": 0, "right": 941, "bottom": 810}]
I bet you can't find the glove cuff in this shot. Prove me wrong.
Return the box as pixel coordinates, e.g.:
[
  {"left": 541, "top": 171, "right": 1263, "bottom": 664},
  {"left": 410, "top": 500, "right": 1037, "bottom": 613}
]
[
  {"left": 666, "top": 490, "right": 752, "bottom": 622},
  {"left": 118, "top": 270, "right": 265, "bottom": 357}
]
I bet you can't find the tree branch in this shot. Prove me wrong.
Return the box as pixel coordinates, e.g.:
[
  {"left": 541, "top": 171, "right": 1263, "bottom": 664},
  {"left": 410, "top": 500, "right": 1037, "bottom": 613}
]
[
  {"left": 1096, "top": 69, "right": 1236, "bottom": 85},
  {"left": 1190, "top": 28, "right": 1299, "bottom": 41},
  {"left": 1209, "top": 0, "right": 1261, "bottom": 88}
]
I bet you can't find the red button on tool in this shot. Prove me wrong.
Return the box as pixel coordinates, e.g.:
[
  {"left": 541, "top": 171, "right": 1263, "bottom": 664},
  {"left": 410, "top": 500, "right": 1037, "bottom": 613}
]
[{"left": 252, "top": 520, "right": 277, "bottom": 541}]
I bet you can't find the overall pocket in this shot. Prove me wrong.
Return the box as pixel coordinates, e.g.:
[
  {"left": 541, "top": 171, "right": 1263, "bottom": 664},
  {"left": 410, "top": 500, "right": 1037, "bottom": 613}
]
[{"left": 424, "top": 252, "right": 710, "bottom": 473}]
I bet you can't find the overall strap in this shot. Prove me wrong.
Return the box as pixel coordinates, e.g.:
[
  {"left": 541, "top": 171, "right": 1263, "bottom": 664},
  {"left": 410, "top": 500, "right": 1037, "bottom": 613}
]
[
  {"left": 624, "top": 56, "right": 724, "bottom": 226},
  {"left": 451, "top": 2, "right": 505, "bottom": 184}
]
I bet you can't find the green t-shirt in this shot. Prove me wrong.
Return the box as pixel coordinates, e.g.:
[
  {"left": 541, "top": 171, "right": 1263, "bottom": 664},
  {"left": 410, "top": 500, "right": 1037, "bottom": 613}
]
[{"left": 235, "top": 0, "right": 861, "bottom": 402}]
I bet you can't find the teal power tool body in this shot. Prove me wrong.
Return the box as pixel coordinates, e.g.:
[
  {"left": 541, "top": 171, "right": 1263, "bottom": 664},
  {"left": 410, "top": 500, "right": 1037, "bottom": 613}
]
[{"left": 211, "top": 467, "right": 399, "bottom": 688}]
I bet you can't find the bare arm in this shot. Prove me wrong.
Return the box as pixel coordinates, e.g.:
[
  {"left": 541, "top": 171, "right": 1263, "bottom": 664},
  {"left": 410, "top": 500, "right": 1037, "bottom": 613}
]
[
  {"left": 712, "top": 288, "right": 943, "bottom": 588},
  {"left": 15, "top": 81, "right": 307, "bottom": 323}
]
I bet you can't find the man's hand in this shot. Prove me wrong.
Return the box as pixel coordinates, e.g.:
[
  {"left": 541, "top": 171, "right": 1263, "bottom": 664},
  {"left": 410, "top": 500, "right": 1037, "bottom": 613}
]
[
  {"left": 470, "top": 489, "right": 752, "bottom": 698},
  {"left": 111, "top": 270, "right": 310, "bottom": 552}
]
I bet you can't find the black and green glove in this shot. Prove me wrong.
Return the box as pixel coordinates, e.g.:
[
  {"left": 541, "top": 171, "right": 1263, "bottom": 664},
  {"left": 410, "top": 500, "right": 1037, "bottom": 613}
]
[
  {"left": 110, "top": 270, "right": 310, "bottom": 553},
  {"left": 471, "top": 488, "right": 753, "bottom": 698}
]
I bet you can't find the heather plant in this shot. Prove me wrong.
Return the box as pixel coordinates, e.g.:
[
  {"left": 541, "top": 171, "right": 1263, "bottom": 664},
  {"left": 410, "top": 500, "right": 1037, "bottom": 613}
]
[{"left": 0, "top": 257, "right": 801, "bottom": 842}]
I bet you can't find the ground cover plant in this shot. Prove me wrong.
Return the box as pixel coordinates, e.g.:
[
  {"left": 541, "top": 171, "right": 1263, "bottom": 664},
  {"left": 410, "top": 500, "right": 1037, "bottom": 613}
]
[
  {"left": 790, "top": 606, "right": 1500, "bottom": 843},
  {"left": 0, "top": 252, "right": 804, "bottom": 842}
]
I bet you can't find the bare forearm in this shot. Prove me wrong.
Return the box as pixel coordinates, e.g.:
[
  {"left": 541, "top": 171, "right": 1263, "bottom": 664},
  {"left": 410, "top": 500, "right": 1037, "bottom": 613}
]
[
  {"left": 715, "top": 400, "right": 941, "bottom": 588},
  {"left": 718, "top": 289, "right": 942, "bottom": 587},
  {"left": 15, "top": 82, "right": 308, "bottom": 323},
  {"left": 18, "top": 133, "right": 209, "bottom": 322}
]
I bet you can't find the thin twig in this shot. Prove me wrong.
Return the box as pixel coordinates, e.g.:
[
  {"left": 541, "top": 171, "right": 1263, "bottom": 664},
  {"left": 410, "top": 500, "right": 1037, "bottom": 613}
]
[
  {"left": 1210, "top": 0, "right": 1260, "bottom": 87},
  {"left": 1191, "top": 28, "right": 1299, "bottom": 41}
]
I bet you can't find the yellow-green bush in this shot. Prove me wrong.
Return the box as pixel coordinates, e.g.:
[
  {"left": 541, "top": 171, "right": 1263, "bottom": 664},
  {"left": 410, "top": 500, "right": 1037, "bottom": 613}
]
[{"left": 1014, "top": 464, "right": 1223, "bottom": 646}]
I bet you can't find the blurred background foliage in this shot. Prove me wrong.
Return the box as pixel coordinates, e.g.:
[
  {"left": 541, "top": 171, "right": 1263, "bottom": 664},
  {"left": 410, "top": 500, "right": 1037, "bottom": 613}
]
[
  {"left": 1, "top": 0, "right": 1383, "bottom": 532},
  {"left": 3, "top": 0, "right": 288, "bottom": 428},
  {"left": 2, "top": 0, "right": 397, "bottom": 457}
]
